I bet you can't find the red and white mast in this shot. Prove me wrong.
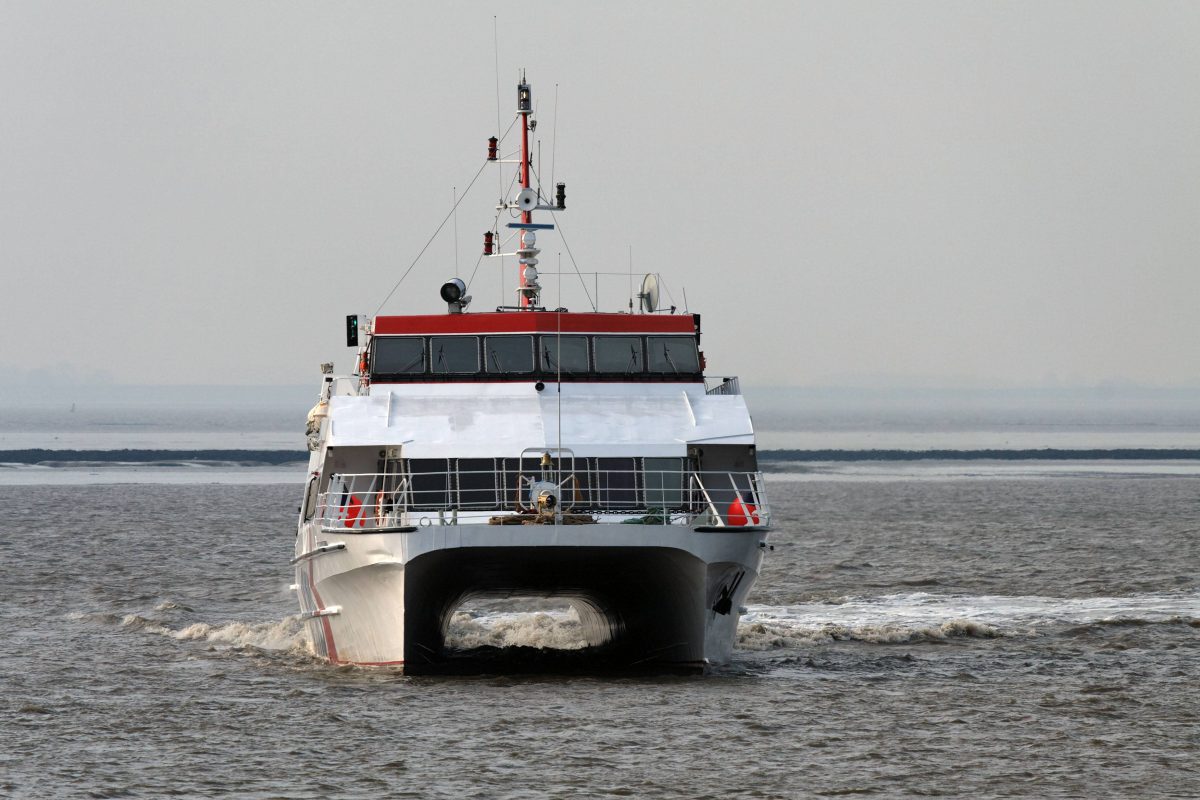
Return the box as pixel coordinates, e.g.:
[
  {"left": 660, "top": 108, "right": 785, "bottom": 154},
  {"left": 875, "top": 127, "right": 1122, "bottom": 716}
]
[
  {"left": 516, "top": 75, "right": 536, "bottom": 309},
  {"left": 483, "top": 73, "right": 566, "bottom": 312}
]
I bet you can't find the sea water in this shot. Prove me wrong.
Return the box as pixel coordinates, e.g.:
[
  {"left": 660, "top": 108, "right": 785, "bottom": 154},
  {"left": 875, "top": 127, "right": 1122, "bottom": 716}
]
[
  {"left": 2, "top": 468, "right": 1197, "bottom": 798},
  {"left": 3, "top": 393, "right": 1198, "bottom": 796}
]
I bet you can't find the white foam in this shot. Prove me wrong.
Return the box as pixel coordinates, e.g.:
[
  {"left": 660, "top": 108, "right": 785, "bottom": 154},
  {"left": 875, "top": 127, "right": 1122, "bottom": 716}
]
[
  {"left": 445, "top": 610, "right": 588, "bottom": 650},
  {"left": 737, "top": 617, "right": 1001, "bottom": 649},
  {"left": 765, "top": 461, "right": 1200, "bottom": 482},
  {"left": 118, "top": 612, "right": 310, "bottom": 653},
  {"left": 170, "top": 617, "right": 309, "bottom": 652},
  {"left": 737, "top": 590, "right": 1200, "bottom": 649},
  {"left": 108, "top": 591, "right": 1197, "bottom": 659}
]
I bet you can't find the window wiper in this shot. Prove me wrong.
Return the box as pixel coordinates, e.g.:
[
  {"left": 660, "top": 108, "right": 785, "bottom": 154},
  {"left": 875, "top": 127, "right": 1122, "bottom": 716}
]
[
  {"left": 544, "top": 348, "right": 573, "bottom": 375},
  {"left": 489, "top": 349, "right": 502, "bottom": 372},
  {"left": 663, "top": 344, "right": 679, "bottom": 374},
  {"left": 435, "top": 345, "right": 446, "bottom": 373},
  {"left": 401, "top": 349, "right": 425, "bottom": 372},
  {"left": 626, "top": 344, "right": 640, "bottom": 374}
]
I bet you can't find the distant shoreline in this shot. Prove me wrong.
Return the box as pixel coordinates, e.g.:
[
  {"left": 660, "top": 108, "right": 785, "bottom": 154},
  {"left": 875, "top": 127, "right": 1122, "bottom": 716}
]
[
  {"left": 3, "top": 448, "right": 1200, "bottom": 466},
  {"left": 0, "top": 449, "right": 308, "bottom": 466},
  {"left": 761, "top": 448, "right": 1200, "bottom": 462}
]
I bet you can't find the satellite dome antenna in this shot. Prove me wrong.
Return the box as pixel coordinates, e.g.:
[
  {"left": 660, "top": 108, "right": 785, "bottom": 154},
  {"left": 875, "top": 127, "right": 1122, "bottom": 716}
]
[{"left": 639, "top": 273, "right": 660, "bottom": 314}]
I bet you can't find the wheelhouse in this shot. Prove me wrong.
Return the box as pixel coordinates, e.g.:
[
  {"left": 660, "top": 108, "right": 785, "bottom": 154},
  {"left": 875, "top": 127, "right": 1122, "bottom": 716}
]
[{"left": 368, "top": 312, "right": 704, "bottom": 384}]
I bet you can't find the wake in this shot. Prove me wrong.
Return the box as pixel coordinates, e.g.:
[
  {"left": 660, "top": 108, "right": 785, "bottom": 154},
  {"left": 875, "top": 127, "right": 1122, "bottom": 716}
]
[
  {"left": 81, "top": 590, "right": 1199, "bottom": 659},
  {"left": 739, "top": 590, "right": 1200, "bottom": 649}
]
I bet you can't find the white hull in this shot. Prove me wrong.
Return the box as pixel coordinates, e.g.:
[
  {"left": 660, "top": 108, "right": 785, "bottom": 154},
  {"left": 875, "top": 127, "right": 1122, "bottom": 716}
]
[{"left": 295, "top": 521, "right": 767, "bottom": 671}]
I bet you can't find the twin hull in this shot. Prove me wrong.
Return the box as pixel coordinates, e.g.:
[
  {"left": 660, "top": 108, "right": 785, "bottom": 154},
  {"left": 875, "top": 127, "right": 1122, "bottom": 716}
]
[{"left": 294, "top": 521, "right": 767, "bottom": 671}]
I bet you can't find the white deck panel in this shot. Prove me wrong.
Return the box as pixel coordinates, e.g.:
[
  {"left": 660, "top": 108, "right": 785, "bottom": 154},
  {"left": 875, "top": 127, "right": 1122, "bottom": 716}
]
[{"left": 325, "top": 382, "right": 754, "bottom": 457}]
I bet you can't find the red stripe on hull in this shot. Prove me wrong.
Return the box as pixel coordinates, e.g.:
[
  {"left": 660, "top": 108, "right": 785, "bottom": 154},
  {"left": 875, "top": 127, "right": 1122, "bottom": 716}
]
[{"left": 308, "top": 558, "right": 339, "bottom": 663}]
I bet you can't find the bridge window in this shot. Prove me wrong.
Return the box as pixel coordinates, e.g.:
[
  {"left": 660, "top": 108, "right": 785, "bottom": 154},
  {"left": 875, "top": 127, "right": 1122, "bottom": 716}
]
[
  {"left": 539, "top": 335, "right": 590, "bottom": 374},
  {"left": 431, "top": 336, "right": 479, "bottom": 373},
  {"left": 372, "top": 337, "right": 426, "bottom": 374},
  {"left": 484, "top": 336, "right": 534, "bottom": 373},
  {"left": 647, "top": 336, "right": 700, "bottom": 374},
  {"left": 594, "top": 336, "right": 644, "bottom": 374},
  {"left": 369, "top": 331, "right": 703, "bottom": 382}
]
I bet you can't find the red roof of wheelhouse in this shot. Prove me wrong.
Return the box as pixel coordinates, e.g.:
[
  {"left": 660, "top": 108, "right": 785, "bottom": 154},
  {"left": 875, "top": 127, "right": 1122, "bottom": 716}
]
[{"left": 373, "top": 312, "right": 698, "bottom": 336}]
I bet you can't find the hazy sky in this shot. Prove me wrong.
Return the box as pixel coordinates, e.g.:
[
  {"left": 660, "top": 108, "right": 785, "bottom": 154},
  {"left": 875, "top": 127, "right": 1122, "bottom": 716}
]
[{"left": 2, "top": 1, "right": 1197, "bottom": 388}]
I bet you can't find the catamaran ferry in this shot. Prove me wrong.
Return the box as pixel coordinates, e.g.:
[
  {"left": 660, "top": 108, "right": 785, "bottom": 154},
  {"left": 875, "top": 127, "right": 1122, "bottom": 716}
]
[{"left": 294, "top": 75, "right": 770, "bottom": 672}]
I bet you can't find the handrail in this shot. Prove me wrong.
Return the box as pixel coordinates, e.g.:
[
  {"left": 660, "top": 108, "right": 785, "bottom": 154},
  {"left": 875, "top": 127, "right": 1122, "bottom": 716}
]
[
  {"left": 689, "top": 473, "right": 723, "bottom": 527},
  {"left": 310, "top": 467, "right": 769, "bottom": 531},
  {"left": 705, "top": 376, "right": 740, "bottom": 396}
]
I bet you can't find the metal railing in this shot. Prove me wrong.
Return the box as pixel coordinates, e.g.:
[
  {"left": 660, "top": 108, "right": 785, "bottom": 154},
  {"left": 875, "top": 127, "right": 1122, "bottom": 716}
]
[
  {"left": 705, "top": 376, "right": 741, "bottom": 396},
  {"left": 308, "top": 467, "right": 769, "bottom": 531}
]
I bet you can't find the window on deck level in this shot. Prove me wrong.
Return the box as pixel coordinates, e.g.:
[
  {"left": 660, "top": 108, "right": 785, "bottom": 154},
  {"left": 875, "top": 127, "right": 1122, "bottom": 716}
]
[
  {"left": 457, "top": 458, "right": 498, "bottom": 509},
  {"left": 644, "top": 457, "right": 685, "bottom": 509},
  {"left": 595, "top": 457, "right": 640, "bottom": 509},
  {"left": 407, "top": 458, "right": 451, "bottom": 509}
]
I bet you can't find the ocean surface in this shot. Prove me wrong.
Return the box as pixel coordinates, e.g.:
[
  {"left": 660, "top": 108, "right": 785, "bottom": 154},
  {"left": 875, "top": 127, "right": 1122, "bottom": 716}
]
[
  {"left": 3, "top": 395, "right": 1199, "bottom": 797},
  {"left": 3, "top": 466, "right": 1197, "bottom": 798}
]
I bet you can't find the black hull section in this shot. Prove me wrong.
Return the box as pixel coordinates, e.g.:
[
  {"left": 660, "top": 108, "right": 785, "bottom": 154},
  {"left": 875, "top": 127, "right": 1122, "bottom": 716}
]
[{"left": 403, "top": 546, "right": 708, "bottom": 674}]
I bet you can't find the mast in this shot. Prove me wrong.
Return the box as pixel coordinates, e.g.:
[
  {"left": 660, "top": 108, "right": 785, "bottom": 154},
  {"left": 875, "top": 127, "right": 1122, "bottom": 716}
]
[
  {"left": 517, "top": 75, "right": 535, "bottom": 309},
  {"left": 485, "top": 73, "right": 565, "bottom": 311}
]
